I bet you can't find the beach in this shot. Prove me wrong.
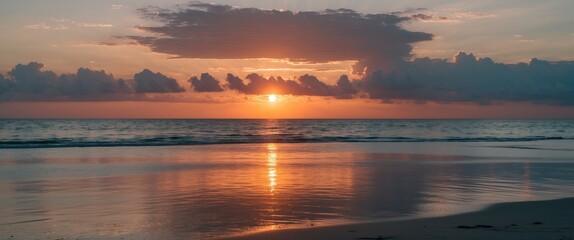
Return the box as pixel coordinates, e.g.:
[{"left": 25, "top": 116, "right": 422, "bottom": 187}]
[
  {"left": 227, "top": 197, "right": 574, "bottom": 240},
  {"left": 2, "top": 0, "right": 574, "bottom": 237},
  {"left": 1, "top": 120, "right": 574, "bottom": 239}
]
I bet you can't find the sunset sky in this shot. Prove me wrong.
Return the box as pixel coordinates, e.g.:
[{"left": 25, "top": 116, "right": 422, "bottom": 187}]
[{"left": 1, "top": 0, "right": 573, "bottom": 118}]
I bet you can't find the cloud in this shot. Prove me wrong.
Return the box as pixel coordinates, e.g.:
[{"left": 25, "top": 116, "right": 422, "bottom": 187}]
[
  {"left": 2, "top": 53, "right": 573, "bottom": 106},
  {"left": 361, "top": 52, "right": 574, "bottom": 105},
  {"left": 6, "top": 62, "right": 134, "bottom": 97},
  {"left": 25, "top": 19, "right": 114, "bottom": 31},
  {"left": 123, "top": 2, "right": 433, "bottom": 75},
  {"left": 391, "top": 8, "right": 496, "bottom": 24},
  {"left": 225, "top": 73, "right": 357, "bottom": 98},
  {"left": 0, "top": 74, "right": 12, "bottom": 94},
  {"left": 111, "top": 4, "right": 125, "bottom": 10},
  {"left": 133, "top": 69, "right": 185, "bottom": 93},
  {"left": 9, "top": 62, "right": 60, "bottom": 94},
  {"left": 51, "top": 18, "right": 73, "bottom": 23},
  {"left": 390, "top": 8, "right": 428, "bottom": 15},
  {"left": 452, "top": 12, "right": 497, "bottom": 20},
  {"left": 59, "top": 68, "right": 132, "bottom": 95},
  {"left": 409, "top": 14, "right": 453, "bottom": 23},
  {"left": 410, "top": 13, "right": 434, "bottom": 21},
  {"left": 336, "top": 75, "right": 358, "bottom": 97},
  {"left": 0, "top": 62, "right": 189, "bottom": 101},
  {"left": 77, "top": 23, "right": 114, "bottom": 28},
  {"left": 189, "top": 73, "right": 224, "bottom": 92},
  {"left": 25, "top": 22, "right": 68, "bottom": 30}
]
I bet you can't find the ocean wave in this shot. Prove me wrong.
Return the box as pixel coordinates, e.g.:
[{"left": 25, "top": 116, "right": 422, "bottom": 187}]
[{"left": 0, "top": 136, "right": 569, "bottom": 149}]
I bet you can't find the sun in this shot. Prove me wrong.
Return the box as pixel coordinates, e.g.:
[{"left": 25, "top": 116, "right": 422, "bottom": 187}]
[{"left": 268, "top": 94, "right": 277, "bottom": 102}]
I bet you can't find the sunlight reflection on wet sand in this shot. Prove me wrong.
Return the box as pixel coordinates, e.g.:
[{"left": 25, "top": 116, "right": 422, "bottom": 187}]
[
  {"left": 1, "top": 141, "right": 574, "bottom": 239},
  {"left": 267, "top": 143, "right": 278, "bottom": 194}
]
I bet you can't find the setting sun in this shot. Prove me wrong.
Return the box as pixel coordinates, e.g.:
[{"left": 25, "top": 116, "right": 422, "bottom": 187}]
[
  {"left": 2, "top": 1, "right": 574, "bottom": 239},
  {"left": 268, "top": 94, "right": 277, "bottom": 102}
]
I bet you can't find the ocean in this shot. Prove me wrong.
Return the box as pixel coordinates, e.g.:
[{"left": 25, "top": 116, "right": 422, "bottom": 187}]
[
  {"left": 1, "top": 119, "right": 573, "bottom": 148},
  {"left": 1, "top": 119, "right": 574, "bottom": 239}
]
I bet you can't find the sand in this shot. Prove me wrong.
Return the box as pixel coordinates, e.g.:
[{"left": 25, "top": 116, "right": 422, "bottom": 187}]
[
  {"left": 225, "top": 197, "right": 574, "bottom": 240},
  {"left": 2, "top": 142, "right": 573, "bottom": 239}
]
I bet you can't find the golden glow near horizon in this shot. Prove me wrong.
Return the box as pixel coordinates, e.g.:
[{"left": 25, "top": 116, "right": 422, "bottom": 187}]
[{"left": 268, "top": 94, "right": 277, "bottom": 103}]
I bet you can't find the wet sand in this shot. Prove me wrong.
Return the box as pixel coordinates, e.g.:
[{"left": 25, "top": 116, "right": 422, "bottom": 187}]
[
  {"left": 226, "top": 197, "right": 574, "bottom": 240},
  {"left": 1, "top": 142, "right": 574, "bottom": 239}
]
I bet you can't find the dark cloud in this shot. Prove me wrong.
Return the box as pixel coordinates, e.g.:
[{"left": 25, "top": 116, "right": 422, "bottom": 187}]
[
  {"left": 225, "top": 73, "right": 357, "bottom": 98},
  {"left": 10, "top": 62, "right": 59, "bottom": 94},
  {"left": 390, "top": 8, "right": 428, "bottom": 15},
  {"left": 2, "top": 52, "right": 574, "bottom": 106},
  {"left": 7, "top": 62, "right": 131, "bottom": 96},
  {"left": 0, "top": 62, "right": 188, "bottom": 101},
  {"left": 4, "top": 62, "right": 186, "bottom": 97},
  {"left": 336, "top": 75, "right": 358, "bottom": 98},
  {"left": 362, "top": 52, "right": 574, "bottom": 105},
  {"left": 0, "top": 74, "right": 12, "bottom": 94},
  {"left": 388, "top": 8, "right": 451, "bottom": 23},
  {"left": 59, "top": 68, "right": 132, "bottom": 95},
  {"left": 133, "top": 69, "right": 185, "bottom": 93},
  {"left": 125, "top": 2, "right": 433, "bottom": 75},
  {"left": 410, "top": 13, "right": 433, "bottom": 21},
  {"left": 189, "top": 73, "right": 224, "bottom": 92},
  {"left": 405, "top": 13, "right": 450, "bottom": 23}
]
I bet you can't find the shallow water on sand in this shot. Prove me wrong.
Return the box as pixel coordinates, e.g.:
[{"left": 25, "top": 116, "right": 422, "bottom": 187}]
[{"left": 1, "top": 141, "right": 574, "bottom": 239}]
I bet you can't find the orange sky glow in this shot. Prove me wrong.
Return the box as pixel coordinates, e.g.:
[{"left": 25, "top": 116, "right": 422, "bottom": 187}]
[
  {"left": 1, "top": 1, "right": 574, "bottom": 118},
  {"left": 2, "top": 100, "right": 573, "bottom": 119}
]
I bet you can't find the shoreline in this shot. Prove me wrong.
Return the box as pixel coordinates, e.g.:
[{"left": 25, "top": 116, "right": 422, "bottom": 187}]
[
  {"left": 1, "top": 138, "right": 572, "bottom": 150},
  {"left": 224, "top": 197, "right": 574, "bottom": 240}
]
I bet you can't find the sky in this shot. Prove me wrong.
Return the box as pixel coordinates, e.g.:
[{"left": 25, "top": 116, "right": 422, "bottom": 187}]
[{"left": 0, "top": 0, "right": 573, "bottom": 118}]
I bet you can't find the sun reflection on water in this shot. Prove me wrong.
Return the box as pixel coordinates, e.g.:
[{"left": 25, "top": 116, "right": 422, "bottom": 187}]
[{"left": 267, "top": 143, "right": 278, "bottom": 194}]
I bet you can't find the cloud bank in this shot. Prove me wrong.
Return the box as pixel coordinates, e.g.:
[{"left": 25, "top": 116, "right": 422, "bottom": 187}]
[
  {"left": 1, "top": 53, "right": 574, "bottom": 105},
  {"left": 123, "top": 2, "right": 433, "bottom": 75},
  {"left": 362, "top": 52, "right": 574, "bottom": 105},
  {"left": 225, "top": 73, "right": 357, "bottom": 98},
  {"left": 0, "top": 62, "right": 186, "bottom": 101},
  {"left": 187, "top": 53, "right": 574, "bottom": 105}
]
